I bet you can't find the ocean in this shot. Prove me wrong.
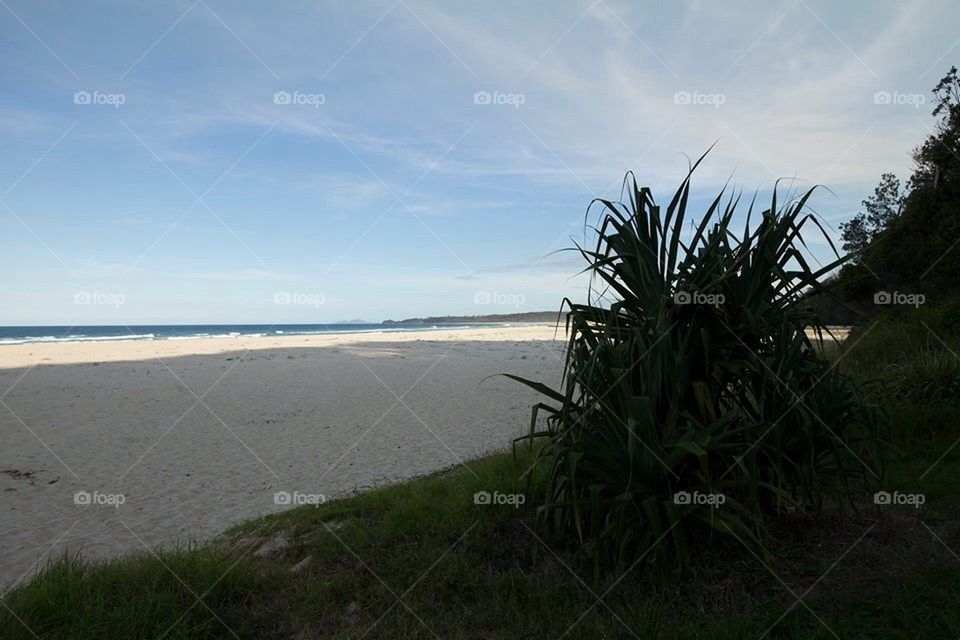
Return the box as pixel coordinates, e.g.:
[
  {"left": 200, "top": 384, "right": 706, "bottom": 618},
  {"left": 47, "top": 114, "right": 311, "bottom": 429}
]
[{"left": 0, "top": 323, "right": 485, "bottom": 345}]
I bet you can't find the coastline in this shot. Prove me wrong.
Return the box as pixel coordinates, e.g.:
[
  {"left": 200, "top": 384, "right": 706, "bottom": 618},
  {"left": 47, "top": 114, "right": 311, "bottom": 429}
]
[
  {"left": 0, "top": 323, "right": 847, "bottom": 369},
  {"left": 0, "top": 323, "right": 561, "bottom": 369}
]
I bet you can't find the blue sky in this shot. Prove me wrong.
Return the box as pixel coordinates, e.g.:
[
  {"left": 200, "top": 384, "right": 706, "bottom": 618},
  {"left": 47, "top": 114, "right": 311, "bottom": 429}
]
[{"left": 1, "top": 0, "right": 956, "bottom": 324}]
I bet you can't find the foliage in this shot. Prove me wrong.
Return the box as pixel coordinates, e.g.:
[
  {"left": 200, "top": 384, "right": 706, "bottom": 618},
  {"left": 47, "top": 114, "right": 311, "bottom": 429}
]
[
  {"left": 831, "top": 66, "right": 960, "bottom": 310},
  {"left": 912, "top": 65, "right": 960, "bottom": 192},
  {"left": 838, "top": 172, "right": 905, "bottom": 255},
  {"left": 510, "top": 159, "right": 884, "bottom": 571},
  {"left": 842, "top": 312, "right": 960, "bottom": 407}
]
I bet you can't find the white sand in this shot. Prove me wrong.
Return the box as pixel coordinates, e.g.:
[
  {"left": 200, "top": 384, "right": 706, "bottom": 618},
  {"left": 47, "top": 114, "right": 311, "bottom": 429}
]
[{"left": 0, "top": 325, "right": 563, "bottom": 586}]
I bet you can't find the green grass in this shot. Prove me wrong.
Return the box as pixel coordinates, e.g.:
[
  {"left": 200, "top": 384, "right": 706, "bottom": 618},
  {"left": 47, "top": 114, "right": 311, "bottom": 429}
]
[
  {"left": 0, "top": 549, "right": 285, "bottom": 639},
  {"left": 4, "top": 419, "right": 960, "bottom": 639}
]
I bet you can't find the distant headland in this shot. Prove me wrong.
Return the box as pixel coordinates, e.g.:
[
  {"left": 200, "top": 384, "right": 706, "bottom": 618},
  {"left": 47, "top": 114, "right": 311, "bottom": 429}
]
[{"left": 381, "top": 311, "right": 559, "bottom": 325}]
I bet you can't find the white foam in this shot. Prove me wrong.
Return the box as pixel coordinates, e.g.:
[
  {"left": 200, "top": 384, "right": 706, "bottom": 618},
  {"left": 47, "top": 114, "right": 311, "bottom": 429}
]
[{"left": 0, "top": 333, "right": 156, "bottom": 345}]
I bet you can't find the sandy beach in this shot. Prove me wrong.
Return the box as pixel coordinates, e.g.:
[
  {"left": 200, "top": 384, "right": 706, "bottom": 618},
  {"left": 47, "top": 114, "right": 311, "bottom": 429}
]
[{"left": 0, "top": 325, "right": 562, "bottom": 587}]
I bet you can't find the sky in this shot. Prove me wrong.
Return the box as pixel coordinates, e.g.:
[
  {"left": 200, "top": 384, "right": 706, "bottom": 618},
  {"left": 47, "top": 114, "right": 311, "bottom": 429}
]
[{"left": 1, "top": 0, "right": 957, "bottom": 324}]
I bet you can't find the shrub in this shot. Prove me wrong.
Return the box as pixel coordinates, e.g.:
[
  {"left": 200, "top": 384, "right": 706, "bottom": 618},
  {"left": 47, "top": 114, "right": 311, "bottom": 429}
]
[
  {"left": 511, "top": 160, "right": 884, "bottom": 571},
  {"left": 844, "top": 317, "right": 960, "bottom": 405}
]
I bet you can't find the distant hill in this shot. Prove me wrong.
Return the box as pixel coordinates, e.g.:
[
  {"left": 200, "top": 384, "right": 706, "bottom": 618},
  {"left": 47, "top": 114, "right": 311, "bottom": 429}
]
[{"left": 382, "top": 311, "right": 560, "bottom": 325}]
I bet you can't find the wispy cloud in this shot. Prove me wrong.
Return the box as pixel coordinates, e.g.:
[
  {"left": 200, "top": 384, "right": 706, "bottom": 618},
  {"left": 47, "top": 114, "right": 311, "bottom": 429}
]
[{"left": 1, "top": 0, "right": 956, "bottom": 322}]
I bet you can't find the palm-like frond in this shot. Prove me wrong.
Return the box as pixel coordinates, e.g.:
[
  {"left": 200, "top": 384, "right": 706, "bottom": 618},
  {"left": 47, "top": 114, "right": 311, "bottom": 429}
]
[{"left": 513, "top": 160, "right": 884, "bottom": 571}]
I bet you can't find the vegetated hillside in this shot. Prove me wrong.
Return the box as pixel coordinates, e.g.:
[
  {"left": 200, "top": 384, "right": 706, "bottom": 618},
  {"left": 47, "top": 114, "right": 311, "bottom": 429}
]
[
  {"left": 815, "top": 67, "right": 960, "bottom": 325},
  {"left": 382, "top": 311, "right": 559, "bottom": 324}
]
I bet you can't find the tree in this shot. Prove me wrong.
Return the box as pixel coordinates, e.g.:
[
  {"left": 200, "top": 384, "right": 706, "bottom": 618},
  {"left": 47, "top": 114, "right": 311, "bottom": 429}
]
[
  {"left": 828, "top": 66, "right": 960, "bottom": 316},
  {"left": 839, "top": 172, "right": 905, "bottom": 256},
  {"left": 911, "top": 65, "right": 960, "bottom": 190},
  {"left": 865, "top": 173, "right": 906, "bottom": 230},
  {"left": 838, "top": 214, "right": 869, "bottom": 255}
]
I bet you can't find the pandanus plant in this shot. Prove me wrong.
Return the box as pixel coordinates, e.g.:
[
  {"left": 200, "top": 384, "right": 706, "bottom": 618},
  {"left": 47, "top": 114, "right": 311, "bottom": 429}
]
[{"left": 510, "top": 155, "right": 884, "bottom": 571}]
